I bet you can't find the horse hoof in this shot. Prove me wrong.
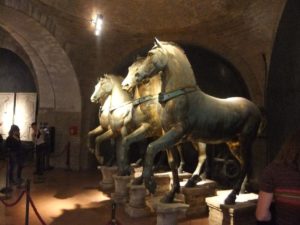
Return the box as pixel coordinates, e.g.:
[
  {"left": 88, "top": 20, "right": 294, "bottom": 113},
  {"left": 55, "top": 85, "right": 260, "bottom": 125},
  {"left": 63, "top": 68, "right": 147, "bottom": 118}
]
[
  {"left": 185, "top": 175, "right": 201, "bottom": 187},
  {"left": 118, "top": 169, "right": 131, "bottom": 176},
  {"left": 185, "top": 179, "right": 196, "bottom": 187},
  {"left": 145, "top": 177, "right": 156, "bottom": 194},
  {"left": 178, "top": 166, "right": 184, "bottom": 174},
  {"left": 132, "top": 176, "right": 143, "bottom": 185},
  {"left": 224, "top": 193, "right": 236, "bottom": 205},
  {"left": 160, "top": 194, "right": 174, "bottom": 203}
]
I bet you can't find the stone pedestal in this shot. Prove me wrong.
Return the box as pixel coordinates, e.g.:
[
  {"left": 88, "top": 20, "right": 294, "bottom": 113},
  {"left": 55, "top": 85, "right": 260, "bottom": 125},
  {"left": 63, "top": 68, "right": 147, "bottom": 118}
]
[
  {"left": 125, "top": 184, "right": 152, "bottom": 218},
  {"left": 98, "top": 166, "right": 118, "bottom": 191},
  {"left": 153, "top": 199, "right": 189, "bottom": 225},
  {"left": 153, "top": 172, "right": 171, "bottom": 196},
  {"left": 178, "top": 172, "right": 192, "bottom": 182},
  {"left": 111, "top": 175, "right": 132, "bottom": 204},
  {"left": 181, "top": 179, "right": 217, "bottom": 218},
  {"left": 206, "top": 191, "right": 258, "bottom": 225}
]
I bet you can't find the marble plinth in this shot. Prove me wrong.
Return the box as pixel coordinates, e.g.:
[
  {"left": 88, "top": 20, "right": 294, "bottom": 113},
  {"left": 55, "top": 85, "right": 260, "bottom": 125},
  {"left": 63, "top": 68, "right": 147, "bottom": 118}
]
[
  {"left": 206, "top": 191, "right": 258, "bottom": 225},
  {"left": 98, "top": 166, "right": 118, "bottom": 191},
  {"left": 125, "top": 184, "right": 152, "bottom": 218},
  {"left": 178, "top": 172, "right": 192, "bottom": 181},
  {"left": 153, "top": 172, "right": 171, "bottom": 196},
  {"left": 111, "top": 175, "right": 132, "bottom": 204},
  {"left": 181, "top": 179, "right": 217, "bottom": 218},
  {"left": 152, "top": 198, "right": 189, "bottom": 225}
]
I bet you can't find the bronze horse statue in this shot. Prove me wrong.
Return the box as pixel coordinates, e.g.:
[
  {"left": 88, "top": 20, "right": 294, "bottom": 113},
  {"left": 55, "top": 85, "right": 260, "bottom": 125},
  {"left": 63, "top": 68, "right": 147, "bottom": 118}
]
[
  {"left": 122, "top": 59, "right": 207, "bottom": 192},
  {"left": 88, "top": 82, "right": 114, "bottom": 165},
  {"left": 121, "top": 39, "right": 262, "bottom": 204},
  {"left": 88, "top": 75, "right": 136, "bottom": 168},
  {"left": 88, "top": 73, "right": 206, "bottom": 202}
]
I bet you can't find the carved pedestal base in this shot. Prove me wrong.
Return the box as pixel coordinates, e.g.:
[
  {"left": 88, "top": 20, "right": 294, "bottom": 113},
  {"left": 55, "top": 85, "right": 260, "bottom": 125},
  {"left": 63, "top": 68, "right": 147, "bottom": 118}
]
[
  {"left": 178, "top": 172, "right": 192, "bottom": 181},
  {"left": 125, "top": 185, "right": 152, "bottom": 218},
  {"left": 153, "top": 199, "right": 189, "bottom": 225},
  {"left": 111, "top": 175, "right": 132, "bottom": 204},
  {"left": 98, "top": 166, "right": 118, "bottom": 191},
  {"left": 206, "top": 191, "right": 258, "bottom": 225},
  {"left": 181, "top": 179, "right": 217, "bottom": 218},
  {"left": 153, "top": 172, "right": 171, "bottom": 196}
]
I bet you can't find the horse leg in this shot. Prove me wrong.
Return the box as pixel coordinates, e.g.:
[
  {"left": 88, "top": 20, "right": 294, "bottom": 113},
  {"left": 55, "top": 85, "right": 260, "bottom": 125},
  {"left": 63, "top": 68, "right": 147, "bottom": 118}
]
[
  {"left": 224, "top": 137, "right": 252, "bottom": 204},
  {"left": 94, "top": 129, "right": 114, "bottom": 165},
  {"left": 143, "top": 126, "right": 184, "bottom": 194},
  {"left": 160, "top": 147, "right": 180, "bottom": 203},
  {"left": 185, "top": 142, "right": 206, "bottom": 187},
  {"left": 118, "top": 123, "right": 150, "bottom": 176},
  {"left": 87, "top": 126, "right": 104, "bottom": 153},
  {"left": 177, "top": 144, "right": 185, "bottom": 174}
]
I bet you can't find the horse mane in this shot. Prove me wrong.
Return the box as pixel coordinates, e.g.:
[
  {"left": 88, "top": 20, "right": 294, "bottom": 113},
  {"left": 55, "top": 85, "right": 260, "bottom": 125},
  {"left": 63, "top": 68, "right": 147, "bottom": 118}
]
[
  {"left": 103, "top": 74, "right": 123, "bottom": 84},
  {"left": 157, "top": 41, "right": 186, "bottom": 55}
]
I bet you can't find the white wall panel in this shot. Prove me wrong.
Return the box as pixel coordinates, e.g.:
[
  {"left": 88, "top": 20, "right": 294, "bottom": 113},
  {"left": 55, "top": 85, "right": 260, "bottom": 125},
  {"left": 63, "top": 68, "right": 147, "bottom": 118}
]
[
  {"left": 15, "top": 93, "right": 37, "bottom": 141},
  {"left": 0, "top": 93, "right": 14, "bottom": 139}
]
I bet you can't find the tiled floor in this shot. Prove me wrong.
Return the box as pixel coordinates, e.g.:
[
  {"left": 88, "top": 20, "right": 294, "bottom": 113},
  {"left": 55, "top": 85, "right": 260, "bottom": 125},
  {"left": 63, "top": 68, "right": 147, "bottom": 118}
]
[{"left": 0, "top": 162, "right": 209, "bottom": 225}]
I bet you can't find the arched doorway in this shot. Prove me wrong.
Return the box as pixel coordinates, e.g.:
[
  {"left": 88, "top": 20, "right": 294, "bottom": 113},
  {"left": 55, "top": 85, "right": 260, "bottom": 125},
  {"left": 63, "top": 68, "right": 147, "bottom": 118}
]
[
  {"left": 0, "top": 48, "right": 37, "bottom": 141},
  {"left": 0, "top": 5, "right": 82, "bottom": 170}
]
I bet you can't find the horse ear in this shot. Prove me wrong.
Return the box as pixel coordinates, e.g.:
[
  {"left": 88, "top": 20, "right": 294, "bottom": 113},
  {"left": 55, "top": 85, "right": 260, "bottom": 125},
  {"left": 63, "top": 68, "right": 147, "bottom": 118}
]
[
  {"left": 98, "top": 74, "right": 104, "bottom": 81},
  {"left": 154, "top": 37, "right": 163, "bottom": 48}
]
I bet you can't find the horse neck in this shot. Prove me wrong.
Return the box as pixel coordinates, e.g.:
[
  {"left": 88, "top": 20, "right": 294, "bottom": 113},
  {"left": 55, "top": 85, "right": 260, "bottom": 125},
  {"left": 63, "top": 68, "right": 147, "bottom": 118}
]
[
  {"left": 161, "top": 48, "right": 197, "bottom": 93},
  {"left": 110, "top": 81, "right": 132, "bottom": 108},
  {"left": 101, "top": 95, "right": 111, "bottom": 111},
  {"left": 136, "top": 75, "right": 161, "bottom": 97}
]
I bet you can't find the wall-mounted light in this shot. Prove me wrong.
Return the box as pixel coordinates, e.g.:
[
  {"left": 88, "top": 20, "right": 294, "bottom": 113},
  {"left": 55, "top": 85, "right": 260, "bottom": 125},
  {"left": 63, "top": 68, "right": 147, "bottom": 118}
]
[{"left": 92, "top": 14, "right": 103, "bottom": 36}]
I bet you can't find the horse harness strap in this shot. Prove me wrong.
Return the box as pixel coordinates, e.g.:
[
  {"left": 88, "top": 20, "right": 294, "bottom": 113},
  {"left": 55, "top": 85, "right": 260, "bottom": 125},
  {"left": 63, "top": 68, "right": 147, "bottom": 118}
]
[
  {"left": 109, "top": 95, "right": 157, "bottom": 112},
  {"left": 132, "top": 95, "right": 156, "bottom": 107},
  {"left": 109, "top": 101, "right": 132, "bottom": 113},
  {"left": 158, "top": 86, "right": 199, "bottom": 104}
]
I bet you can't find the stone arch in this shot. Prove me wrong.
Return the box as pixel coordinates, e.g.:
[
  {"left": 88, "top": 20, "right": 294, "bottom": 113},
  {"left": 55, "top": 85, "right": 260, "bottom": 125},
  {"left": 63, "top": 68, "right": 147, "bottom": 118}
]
[{"left": 0, "top": 5, "right": 81, "bottom": 112}]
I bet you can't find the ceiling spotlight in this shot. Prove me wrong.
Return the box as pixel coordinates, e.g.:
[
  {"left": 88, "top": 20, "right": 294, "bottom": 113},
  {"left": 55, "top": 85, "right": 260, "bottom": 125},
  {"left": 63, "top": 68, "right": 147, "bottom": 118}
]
[{"left": 93, "top": 14, "right": 103, "bottom": 36}]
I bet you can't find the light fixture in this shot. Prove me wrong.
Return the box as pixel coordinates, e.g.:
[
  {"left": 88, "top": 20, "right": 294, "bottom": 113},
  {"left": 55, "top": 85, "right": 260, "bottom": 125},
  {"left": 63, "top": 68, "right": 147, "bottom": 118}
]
[{"left": 92, "top": 14, "right": 103, "bottom": 36}]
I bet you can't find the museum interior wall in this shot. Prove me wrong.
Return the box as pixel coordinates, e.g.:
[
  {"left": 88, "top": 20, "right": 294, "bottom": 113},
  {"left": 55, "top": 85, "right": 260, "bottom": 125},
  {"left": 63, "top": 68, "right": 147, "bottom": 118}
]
[
  {"left": 267, "top": 0, "right": 300, "bottom": 161},
  {"left": 0, "top": 0, "right": 293, "bottom": 180}
]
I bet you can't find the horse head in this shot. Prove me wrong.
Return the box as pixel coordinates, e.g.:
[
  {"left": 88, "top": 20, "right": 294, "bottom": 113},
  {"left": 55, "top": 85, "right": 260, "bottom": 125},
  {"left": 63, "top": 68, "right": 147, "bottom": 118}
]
[
  {"left": 90, "top": 74, "right": 113, "bottom": 104},
  {"left": 122, "top": 38, "right": 168, "bottom": 91}
]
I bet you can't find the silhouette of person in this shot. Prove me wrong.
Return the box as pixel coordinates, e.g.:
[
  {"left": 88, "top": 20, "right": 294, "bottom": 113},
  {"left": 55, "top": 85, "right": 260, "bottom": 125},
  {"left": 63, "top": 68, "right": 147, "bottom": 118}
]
[
  {"left": 5, "top": 125, "right": 24, "bottom": 185},
  {"left": 31, "top": 122, "right": 46, "bottom": 176}
]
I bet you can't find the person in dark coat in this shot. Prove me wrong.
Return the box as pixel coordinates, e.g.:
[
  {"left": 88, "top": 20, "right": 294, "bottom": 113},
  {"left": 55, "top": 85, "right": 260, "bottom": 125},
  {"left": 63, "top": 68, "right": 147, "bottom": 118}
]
[{"left": 5, "top": 125, "right": 24, "bottom": 185}]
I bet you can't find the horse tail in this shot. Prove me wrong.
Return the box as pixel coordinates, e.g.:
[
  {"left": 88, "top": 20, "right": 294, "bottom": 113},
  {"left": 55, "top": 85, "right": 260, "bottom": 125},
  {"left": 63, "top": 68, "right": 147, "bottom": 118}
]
[{"left": 257, "top": 108, "right": 267, "bottom": 138}]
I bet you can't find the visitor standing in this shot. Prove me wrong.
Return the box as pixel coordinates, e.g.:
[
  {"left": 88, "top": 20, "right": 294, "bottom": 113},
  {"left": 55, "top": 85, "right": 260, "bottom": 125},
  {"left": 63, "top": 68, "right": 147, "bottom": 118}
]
[
  {"left": 31, "top": 122, "right": 46, "bottom": 176},
  {"left": 5, "top": 125, "right": 24, "bottom": 186},
  {"left": 256, "top": 129, "right": 300, "bottom": 225}
]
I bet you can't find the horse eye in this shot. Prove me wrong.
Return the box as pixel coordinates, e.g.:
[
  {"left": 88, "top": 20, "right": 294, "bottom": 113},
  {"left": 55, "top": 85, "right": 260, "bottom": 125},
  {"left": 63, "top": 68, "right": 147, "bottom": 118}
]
[
  {"left": 135, "top": 73, "right": 140, "bottom": 77},
  {"left": 148, "top": 52, "right": 154, "bottom": 57}
]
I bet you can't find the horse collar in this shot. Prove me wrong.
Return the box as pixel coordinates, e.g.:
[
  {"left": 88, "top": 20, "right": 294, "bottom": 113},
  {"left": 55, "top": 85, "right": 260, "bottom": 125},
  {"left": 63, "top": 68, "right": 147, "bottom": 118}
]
[{"left": 158, "top": 86, "right": 199, "bottom": 104}]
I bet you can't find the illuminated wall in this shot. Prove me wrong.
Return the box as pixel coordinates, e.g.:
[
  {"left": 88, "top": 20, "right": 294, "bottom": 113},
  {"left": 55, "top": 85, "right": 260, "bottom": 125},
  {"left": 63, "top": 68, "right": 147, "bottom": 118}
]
[{"left": 0, "top": 92, "right": 36, "bottom": 141}]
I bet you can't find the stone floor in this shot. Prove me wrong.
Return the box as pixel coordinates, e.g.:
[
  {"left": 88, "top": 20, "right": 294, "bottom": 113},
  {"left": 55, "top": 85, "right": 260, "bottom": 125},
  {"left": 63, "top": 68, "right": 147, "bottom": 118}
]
[{"left": 0, "top": 161, "right": 209, "bottom": 225}]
